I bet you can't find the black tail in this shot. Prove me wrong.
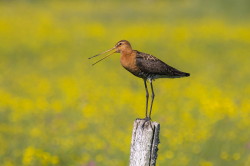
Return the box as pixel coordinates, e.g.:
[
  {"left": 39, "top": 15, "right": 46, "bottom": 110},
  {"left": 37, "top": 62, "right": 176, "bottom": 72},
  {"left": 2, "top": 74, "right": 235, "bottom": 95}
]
[
  {"left": 174, "top": 71, "right": 190, "bottom": 77},
  {"left": 170, "top": 71, "right": 190, "bottom": 78},
  {"left": 184, "top": 72, "right": 190, "bottom": 77}
]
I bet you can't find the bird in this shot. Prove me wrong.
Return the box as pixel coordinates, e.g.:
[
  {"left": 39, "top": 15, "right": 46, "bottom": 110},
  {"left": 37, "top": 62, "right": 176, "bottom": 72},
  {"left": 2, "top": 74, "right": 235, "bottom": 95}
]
[{"left": 89, "top": 40, "right": 190, "bottom": 121}]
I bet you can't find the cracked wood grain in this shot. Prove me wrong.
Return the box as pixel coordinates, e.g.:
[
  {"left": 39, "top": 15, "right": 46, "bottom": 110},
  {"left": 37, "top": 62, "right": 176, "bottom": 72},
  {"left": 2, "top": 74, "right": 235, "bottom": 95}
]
[{"left": 129, "top": 119, "right": 160, "bottom": 166}]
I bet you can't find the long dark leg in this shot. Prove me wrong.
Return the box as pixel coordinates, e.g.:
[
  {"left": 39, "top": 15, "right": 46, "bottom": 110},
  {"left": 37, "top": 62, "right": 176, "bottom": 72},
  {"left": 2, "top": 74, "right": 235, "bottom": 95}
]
[
  {"left": 141, "top": 79, "right": 152, "bottom": 129},
  {"left": 144, "top": 79, "right": 149, "bottom": 118},
  {"left": 149, "top": 79, "right": 155, "bottom": 118}
]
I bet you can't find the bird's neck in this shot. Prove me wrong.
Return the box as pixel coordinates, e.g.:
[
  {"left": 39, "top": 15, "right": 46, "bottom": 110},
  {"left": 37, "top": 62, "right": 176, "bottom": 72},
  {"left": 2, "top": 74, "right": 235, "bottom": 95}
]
[
  {"left": 120, "top": 50, "right": 138, "bottom": 73},
  {"left": 120, "top": 49, "right": 133, "bottom": 56}
]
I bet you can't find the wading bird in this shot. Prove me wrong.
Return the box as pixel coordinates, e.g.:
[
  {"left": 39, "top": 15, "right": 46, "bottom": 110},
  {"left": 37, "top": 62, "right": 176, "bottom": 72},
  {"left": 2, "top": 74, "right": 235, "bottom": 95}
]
[{"left": 89, "top": 40, "right": 190, "bottom": 121}]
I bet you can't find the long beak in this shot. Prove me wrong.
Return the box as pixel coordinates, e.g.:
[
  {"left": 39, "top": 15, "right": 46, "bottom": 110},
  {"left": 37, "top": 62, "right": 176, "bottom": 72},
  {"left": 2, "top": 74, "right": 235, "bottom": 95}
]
[
  {"left": 91, "top": 51, "right": 116, "bottom": 66},
  {"left": 88, "top": 47, "right": 116, "bottom": 66},
  {"left": 88, "top": 47, "right": 116, "bottom": 59}
]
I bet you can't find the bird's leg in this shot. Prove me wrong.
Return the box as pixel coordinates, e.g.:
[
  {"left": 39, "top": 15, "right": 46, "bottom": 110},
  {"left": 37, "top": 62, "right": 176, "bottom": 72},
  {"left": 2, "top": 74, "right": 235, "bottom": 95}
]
[
  {"left": 140, "top": 79, "right": 153, "bottom": 129},
  {"left": 144, "top": 79, "right": 149, "bottom": 118},
  {"left": 149, "top": 79, "right": 155, "bottom": 119}
]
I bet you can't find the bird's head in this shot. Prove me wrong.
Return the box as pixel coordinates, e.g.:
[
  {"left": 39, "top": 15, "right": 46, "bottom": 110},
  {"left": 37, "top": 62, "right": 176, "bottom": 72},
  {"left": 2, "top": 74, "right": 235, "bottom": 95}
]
[
  {"left": 115, "top": 40, "right": 132, "bottom": 53},
  {"left": 88, "top": 40, "right": 132, "bottom": 65}
]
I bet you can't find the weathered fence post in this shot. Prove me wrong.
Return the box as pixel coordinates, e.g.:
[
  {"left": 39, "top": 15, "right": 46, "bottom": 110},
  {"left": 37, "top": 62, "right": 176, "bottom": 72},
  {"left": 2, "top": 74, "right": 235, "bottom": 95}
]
[{"left": 129, "top": 119, "right": 160, "bottom": 166}]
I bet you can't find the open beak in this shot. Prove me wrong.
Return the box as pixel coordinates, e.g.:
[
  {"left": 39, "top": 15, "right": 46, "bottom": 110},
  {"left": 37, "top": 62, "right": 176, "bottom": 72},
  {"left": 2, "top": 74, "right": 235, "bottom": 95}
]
[{"left": 88, "top": 47, "right": 116, "bottom": 66}]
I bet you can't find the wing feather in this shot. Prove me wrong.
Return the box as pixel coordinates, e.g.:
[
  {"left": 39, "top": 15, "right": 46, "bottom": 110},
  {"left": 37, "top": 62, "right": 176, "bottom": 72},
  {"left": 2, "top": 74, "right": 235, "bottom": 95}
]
[{"left": 135, "top": 51, "right": 188, "bottom": 77}]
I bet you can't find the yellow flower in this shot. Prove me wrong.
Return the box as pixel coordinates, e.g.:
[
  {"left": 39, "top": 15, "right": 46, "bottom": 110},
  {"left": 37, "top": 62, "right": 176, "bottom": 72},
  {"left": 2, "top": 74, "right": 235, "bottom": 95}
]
[
  {"left": 199, "top": 160, "right": 213, "bottom": 166},
  {"left": 165, "top": 150, "right": 174, "bottom": 159},
  {"left": 233, "top": 153, "right": 241, "bottom": 161},
  {"left": 220, "top": 151, "right": 229, "bottom": 160}
]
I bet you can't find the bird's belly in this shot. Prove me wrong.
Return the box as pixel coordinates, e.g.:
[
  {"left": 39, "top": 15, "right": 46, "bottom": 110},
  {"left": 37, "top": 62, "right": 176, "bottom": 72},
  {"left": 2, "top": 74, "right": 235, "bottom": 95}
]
[
  {"left": 122, "top": 63, "right": 160, "bottom": 80},
  {"left": 122, "top": 65, "right": 142, "bottom": 78},
  {"left": 137, "top": 72, "right": 178, "bottom": 80},
  {"left": 137, "top": 72, "right": 160, "bottom": 80},
  {"left": 125, "top": 69, "right": 156, "bottom": 80}
]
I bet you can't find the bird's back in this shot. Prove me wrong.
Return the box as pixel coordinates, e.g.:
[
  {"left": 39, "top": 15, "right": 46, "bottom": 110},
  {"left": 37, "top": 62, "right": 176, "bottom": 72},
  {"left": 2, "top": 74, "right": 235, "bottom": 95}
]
[{"left": 135, "top": 51, "right": 190, "bottom": 79}]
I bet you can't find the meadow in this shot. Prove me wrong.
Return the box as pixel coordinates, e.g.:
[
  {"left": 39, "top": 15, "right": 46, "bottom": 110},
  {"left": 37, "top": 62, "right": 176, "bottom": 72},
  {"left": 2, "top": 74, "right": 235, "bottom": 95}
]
[{"left": 0, "top": 0, "right": 250, "bottom": 165}]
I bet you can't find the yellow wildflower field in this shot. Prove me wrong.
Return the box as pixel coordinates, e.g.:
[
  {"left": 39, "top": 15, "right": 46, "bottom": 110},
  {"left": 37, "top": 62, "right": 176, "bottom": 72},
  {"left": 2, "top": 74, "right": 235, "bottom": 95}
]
[{"left": 0, "top": 1, "right": 250, "bottom": 166}]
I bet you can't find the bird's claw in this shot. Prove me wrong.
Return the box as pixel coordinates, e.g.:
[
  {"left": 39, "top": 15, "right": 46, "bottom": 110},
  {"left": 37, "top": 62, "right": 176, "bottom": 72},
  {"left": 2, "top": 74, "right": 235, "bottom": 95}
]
[{"left": 138, "top": 117, "right": 153, "bottom": 130}]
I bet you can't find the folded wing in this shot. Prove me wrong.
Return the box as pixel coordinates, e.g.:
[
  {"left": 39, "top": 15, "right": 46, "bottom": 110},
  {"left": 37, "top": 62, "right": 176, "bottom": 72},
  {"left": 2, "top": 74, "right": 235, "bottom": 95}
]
[{"left": 136, "top": 51, "right": 190, "bottom": 78}]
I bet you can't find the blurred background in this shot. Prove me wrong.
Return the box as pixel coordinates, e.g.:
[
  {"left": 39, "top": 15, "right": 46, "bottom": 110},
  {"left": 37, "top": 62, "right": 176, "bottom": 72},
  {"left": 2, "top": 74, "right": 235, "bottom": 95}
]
[{"left": 0, "top": 0, "right": 250, "bottom": 165}]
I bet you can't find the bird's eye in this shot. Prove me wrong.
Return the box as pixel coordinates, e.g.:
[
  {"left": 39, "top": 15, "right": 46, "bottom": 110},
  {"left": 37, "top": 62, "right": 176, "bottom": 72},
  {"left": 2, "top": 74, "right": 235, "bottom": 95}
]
[{"left": 118, "top": 42, "right": 122, "bottom": 46}]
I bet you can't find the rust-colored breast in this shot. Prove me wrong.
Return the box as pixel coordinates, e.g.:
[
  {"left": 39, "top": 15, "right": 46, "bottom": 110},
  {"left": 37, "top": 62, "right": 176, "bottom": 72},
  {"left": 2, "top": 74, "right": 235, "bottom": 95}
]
[{"left": 120, "top": 51, "right": 141, "bottom": 77}]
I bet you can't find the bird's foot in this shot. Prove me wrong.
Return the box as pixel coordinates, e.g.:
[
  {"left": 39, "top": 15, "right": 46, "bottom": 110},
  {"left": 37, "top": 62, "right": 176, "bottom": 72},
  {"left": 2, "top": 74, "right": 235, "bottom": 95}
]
[
  {"left": 136, "top": 117, "right": 153, "bottom": 130},
  {"left": 136, "top": 117, "right": 150, "bottom": 121}
]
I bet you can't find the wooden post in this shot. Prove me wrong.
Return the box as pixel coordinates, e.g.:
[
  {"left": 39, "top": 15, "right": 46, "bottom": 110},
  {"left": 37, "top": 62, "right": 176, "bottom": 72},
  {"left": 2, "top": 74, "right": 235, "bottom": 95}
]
[{"left": 129, "top": 119, "right": 160, "bottom": 166}]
